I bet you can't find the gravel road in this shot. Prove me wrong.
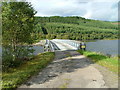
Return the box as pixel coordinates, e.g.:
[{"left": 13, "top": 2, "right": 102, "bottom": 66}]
[{"left": 18, "top": 40, "right": 118, "bottom": 88}]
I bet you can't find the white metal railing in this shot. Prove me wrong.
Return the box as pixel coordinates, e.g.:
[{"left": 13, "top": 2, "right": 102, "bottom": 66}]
[
  {"left": 44, "top": 39, "right": 55, "bottom": 52},
  {"left": 49, "top": 40, "right": 55, "bottom": 52}
]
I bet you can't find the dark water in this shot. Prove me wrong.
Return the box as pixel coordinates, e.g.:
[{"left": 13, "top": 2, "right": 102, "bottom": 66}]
[{"left": 86, "top": 39, "right": 118, "bottom": 56}]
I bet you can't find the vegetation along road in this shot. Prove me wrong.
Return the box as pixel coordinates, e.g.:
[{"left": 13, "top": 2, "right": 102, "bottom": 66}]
[{"left": 19, "top": 40, "right": 118, "bottom": 88}]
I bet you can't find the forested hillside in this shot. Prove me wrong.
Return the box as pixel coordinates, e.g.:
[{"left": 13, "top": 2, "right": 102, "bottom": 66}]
[{"left": 32, "top": 16, "right": 118, "bottom": 41}]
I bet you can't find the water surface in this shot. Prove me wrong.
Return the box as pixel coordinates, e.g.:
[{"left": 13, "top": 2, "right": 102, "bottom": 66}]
[
  {"left": 86, "top": 39, "right": 118, "bottom": 56},
  {"left": 32, "top": 46, "right": 44, "bottom": 55}
]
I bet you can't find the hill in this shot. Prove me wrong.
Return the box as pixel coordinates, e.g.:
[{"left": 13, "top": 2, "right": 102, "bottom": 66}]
[{"left": 32, "top": 16, "right": 118, "bottom": 41}]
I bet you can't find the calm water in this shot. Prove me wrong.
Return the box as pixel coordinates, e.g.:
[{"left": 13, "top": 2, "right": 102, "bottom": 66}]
[
  {"left": 86, "top": 40, "right": 118, "bottom": 56},
  {"left": 0, "top": 45, "right": 44, "bottom": 56},
  {"left": 32, "top": 46, "right": 44, "bottom": 55},
  {"left": 0, "top": 40, "right": 119, "bottom": 56}
]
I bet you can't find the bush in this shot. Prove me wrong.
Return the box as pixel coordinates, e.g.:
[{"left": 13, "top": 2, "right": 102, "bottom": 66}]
[{"left": 2, "top": 45, "right": 35, "bottom": 72}]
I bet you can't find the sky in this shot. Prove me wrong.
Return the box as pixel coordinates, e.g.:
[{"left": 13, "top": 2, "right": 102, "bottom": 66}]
[{"left": 26, "top": 0, "right": 119, "bottom": 21}]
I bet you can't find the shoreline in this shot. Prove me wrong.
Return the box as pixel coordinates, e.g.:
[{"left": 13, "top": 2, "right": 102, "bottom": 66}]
[
  {"left": 81, "top": 39, "right": 118, "bottom": 42},
  {"left": 32, "top": 40, "right": 46, "bottom": 46}
]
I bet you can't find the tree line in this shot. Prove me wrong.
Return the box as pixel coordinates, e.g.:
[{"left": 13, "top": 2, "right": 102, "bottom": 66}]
[{"left": 33, "top": 17, "right": 118, "bottom": 41}]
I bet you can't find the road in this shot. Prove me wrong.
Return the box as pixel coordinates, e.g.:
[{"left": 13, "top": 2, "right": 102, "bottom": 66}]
[{"left": 19, "top": 39, "right": 118, "bottom": 88}]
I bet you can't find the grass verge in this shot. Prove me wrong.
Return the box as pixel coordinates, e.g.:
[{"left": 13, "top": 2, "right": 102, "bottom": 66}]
[
  {"left": 77, "top": 50, "right": 118, "bottom": 74},
  {"left": 2, "top": 52, "right": 55, "bottom": 89}
]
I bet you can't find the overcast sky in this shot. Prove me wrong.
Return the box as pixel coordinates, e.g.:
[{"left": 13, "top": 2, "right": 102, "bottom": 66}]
[{"left": 26, "top": 0, "right": 119, "bottom": 21}]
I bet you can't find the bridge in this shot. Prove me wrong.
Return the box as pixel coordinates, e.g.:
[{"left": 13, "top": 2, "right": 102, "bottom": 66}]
[{"left": 44, "top": 39, "right": 82, "bottom": 52}]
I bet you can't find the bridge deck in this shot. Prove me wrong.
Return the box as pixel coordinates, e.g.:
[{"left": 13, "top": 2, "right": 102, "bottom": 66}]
[{"left": 51, "top": 39, "right": 77, "bottom": 51}]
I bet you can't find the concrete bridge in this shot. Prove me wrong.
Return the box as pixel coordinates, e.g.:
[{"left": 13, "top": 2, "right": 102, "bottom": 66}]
[{"left": 44, "top": 39, "right": 82, "bottom": 52}]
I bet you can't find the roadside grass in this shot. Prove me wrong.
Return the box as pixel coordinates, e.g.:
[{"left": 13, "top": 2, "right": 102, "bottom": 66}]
[
  {"left": 77, "top": 50, "right": 118, "bottom": 74},
  {"left": 2, "top": 52, "right": 55, "bottom": 89}
]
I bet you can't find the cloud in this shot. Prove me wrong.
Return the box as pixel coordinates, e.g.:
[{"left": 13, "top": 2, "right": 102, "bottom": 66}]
[
  {"left": 89, "top": 2, "right": 118, "bottom": 21},
  {"left": 26, "top": 0, "right": 119, "bottom": 21}
]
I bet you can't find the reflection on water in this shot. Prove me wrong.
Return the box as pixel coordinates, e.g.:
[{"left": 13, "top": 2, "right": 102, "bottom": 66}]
[{"left": 86, "top": 39, "right": 118, "bottom": 56}]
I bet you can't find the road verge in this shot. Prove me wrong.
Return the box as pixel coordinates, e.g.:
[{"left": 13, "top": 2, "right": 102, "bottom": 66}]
[
  {"left": 77, "top": 50, "right": 118, "bottom": 74},
  {"left": 2, "top": 52, "right": 55, "bottom": 89}
]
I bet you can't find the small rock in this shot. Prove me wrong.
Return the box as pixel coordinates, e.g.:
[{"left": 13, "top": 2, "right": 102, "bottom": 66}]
[{"left": 93, "top": 80, "right": 97, "bottom": 81}]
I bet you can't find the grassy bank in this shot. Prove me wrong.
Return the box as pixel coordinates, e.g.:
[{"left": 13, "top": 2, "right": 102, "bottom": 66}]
[
  {"left": 2, "top": 52, "right": 55, "bottom": 89},
  {"left": 77, "top": 50, "right": 118, "bottom": 74}
]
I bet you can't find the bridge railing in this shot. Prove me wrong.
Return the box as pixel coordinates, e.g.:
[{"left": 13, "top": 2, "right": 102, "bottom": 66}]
[{"left": 44, "top": 39, "right": 54, "bottom": 52}]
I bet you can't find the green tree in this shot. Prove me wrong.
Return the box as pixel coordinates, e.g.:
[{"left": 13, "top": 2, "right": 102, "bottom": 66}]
[
  {"left": 2, "top": 2, "right": 36, "bottom": 71},
  {"left": 2, "top": 2, "right": 36, "bottom": 45}
]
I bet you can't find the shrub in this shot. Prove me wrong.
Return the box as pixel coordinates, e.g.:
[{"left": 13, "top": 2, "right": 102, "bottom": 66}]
[{"left": 2, "top": 45, "right": 35, "bottom": 72}]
